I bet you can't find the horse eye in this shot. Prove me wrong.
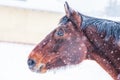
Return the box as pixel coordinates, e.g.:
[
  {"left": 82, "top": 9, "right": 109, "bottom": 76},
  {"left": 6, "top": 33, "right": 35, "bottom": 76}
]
[{"left": 56, "top": 29, "right": 64, "bottom": 36}]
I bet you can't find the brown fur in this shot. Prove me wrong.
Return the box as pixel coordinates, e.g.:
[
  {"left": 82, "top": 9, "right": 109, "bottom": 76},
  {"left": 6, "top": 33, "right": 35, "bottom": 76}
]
[{"left": 28, "top": 2, "right": 120, "bottom": 80}]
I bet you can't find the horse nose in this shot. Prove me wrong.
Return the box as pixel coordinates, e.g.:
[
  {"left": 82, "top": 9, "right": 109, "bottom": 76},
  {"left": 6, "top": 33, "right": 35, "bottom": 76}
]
[
  {"left": 27, "top": 59, "right": 36, "bottom": 68},
  {"left": 39, "top": 63, "right": 45, "bottom": 70}
]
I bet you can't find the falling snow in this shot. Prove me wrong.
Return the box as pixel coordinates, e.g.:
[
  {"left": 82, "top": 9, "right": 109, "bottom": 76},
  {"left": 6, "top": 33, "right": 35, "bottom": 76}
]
[{"left": 117, "top": 58, "right": 120, "bottom": 61}]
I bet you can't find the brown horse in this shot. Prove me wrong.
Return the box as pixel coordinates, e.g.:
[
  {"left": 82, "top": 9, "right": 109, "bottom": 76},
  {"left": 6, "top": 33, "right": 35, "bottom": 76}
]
[{"left": 27, "top": 2, "right": 120, "bottom": 80}]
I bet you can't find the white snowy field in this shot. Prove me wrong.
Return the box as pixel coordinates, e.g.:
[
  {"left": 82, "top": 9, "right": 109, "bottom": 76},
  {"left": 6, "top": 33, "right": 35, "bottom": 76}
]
[{"left": 0, "top": 42, "right": 113, "bottom": 80}]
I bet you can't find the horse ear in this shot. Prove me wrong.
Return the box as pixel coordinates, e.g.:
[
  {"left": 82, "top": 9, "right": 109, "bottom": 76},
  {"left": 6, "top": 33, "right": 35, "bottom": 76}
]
[
  {"left": 64, "top": 1, "right": 73, "bottom": 18},
  {"left": 64, "top": 2, "right": 81, "bottom": 28}
]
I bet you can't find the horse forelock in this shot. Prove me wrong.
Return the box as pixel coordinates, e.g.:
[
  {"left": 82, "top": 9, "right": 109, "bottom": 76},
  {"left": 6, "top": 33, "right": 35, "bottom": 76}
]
[{"left": 59, "top": 16, "right": 69, "bottom": 25}]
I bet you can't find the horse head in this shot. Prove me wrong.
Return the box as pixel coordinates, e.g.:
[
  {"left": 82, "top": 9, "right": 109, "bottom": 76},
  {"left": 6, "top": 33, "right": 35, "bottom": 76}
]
[{"left": 27, "top": 2, "right": 88, "bottom": 73}]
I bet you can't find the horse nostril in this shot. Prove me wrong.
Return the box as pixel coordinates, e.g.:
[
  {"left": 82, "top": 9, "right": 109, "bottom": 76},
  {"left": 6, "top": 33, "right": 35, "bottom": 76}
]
[
  {"left": 27, "top": 59, "right": 36, "bottom": 68},
  {"left": 39, "top": 63, "right": 45, "bottom": 70}
]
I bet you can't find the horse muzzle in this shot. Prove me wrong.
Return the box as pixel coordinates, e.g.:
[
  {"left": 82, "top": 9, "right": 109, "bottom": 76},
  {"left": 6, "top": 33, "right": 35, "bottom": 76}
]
[{"left": 27, "top": 58, "right": 47, "bottom": 73}]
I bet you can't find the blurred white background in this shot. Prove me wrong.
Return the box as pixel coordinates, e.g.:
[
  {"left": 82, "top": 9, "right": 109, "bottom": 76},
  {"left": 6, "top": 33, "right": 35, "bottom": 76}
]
[
  {"left": 0, "top": 0, "right": 120, "bottom": 80},
  {"left": 0, "top": 0, "right": 120, "bottom": 17}
]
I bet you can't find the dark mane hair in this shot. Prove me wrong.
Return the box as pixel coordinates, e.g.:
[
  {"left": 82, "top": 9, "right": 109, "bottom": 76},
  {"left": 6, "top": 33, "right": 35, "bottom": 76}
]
[{"left": 59, "top": 13, "right": 120, "bottom": 41}]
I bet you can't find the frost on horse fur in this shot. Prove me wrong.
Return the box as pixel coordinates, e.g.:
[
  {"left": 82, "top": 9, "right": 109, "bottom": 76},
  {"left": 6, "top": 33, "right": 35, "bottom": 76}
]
[{"left": 27, "top": 2, "right": 120, "bottom": 80}]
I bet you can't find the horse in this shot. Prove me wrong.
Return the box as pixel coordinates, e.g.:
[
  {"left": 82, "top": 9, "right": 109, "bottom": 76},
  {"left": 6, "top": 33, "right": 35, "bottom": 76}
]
[{"left": 27, "top": 2, "right": 120, "bottom": 80}]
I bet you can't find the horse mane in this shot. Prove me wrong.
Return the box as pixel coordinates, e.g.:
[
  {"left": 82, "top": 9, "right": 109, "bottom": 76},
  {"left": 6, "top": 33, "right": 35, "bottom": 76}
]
[
  {"left": 59, "top": 13, "right": 120, "bottom": 41},
  {"left": 81, "top": 13, "right": 120, "bottom": 41}
]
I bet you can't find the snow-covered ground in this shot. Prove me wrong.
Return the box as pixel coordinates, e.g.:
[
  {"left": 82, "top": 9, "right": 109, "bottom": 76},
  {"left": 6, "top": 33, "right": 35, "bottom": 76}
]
[{"left": 0, "top": 42, "right": 113, "bottom": 80}]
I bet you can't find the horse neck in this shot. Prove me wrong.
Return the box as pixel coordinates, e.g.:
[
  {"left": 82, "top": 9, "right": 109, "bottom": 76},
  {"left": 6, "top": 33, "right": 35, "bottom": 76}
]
[{"left": 82, "top": 25, "right": 120, "bottom": 80}]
